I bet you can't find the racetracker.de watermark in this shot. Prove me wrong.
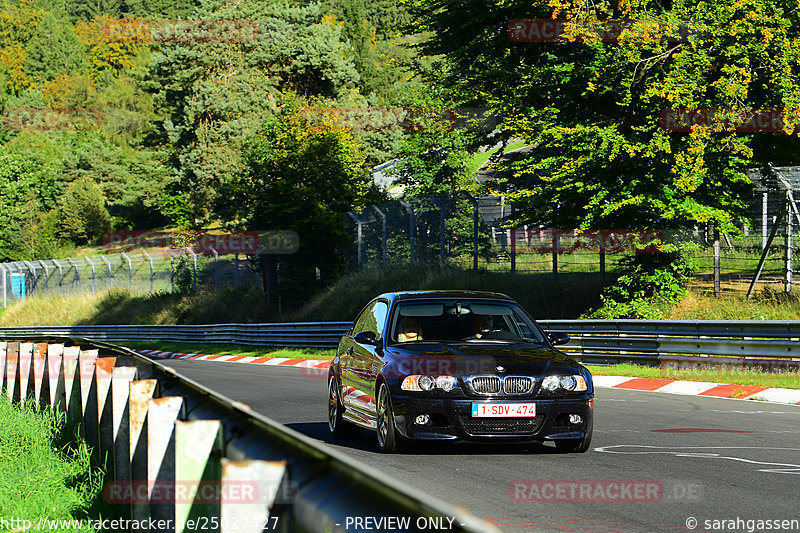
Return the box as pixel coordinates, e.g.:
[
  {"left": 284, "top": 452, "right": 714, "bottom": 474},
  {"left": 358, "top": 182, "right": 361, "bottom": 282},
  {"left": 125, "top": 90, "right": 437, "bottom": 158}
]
[
  {"left": 660, "top": 109, "right": 800, "bottom": 133},
  {"left": 510, "top": 229, "right": 666, "bottom": 254},
  {"left": 1, "top": 107, "right": 103, "bottom": 131},
  {"left": 508, "top": 18, "right": 696, "bottom": 43},
  {"left": 509, "top": 479, "right": 703, "bottom": 503},
  {"left": 101, "top": 17, "right": 261, "bottom": 44},
  {"left": 103, "top": 480, "right": 297, "bottom": 505},
  {"left": 295, "top": 106, "right": 497, "bottom": 132},
  {"left": 103, "top": 230, "right": 299, "bottom": 254},
  {"left": 303, "top": 356, "right": 501, "bottom": 380}
]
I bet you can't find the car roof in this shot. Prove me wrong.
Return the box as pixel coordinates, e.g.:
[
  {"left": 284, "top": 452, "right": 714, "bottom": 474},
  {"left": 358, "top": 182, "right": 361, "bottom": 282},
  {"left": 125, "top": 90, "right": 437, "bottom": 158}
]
[{"left": 375, "top": 290, "right": 514, "bottom": 302}]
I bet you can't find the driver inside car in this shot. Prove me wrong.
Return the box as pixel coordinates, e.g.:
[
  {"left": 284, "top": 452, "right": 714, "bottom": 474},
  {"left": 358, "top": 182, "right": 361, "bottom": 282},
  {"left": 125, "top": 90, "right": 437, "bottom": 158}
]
[
  {"left": 466, "top": 314, "right": 494, "bottom": 339},
  {"left": 397, "top": 317, "right": 423, "bottom": 342}
]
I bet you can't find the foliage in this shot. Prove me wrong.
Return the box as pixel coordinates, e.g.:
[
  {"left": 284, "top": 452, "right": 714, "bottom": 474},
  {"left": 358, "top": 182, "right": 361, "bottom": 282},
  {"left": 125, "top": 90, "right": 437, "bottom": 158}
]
[
  {"left": 143, "top": 0, "right": 362, "bottom": 227},
  {"left": 409, "top": 0, "right": 800, "bottom": 235},
  {"left": 0, "top": 149, "right": 64, "bottom": 260},
  {"left": 590, "top": 251, "right": 696, "bottom": 318},
  {"left": 57, "top": 175, "right": 113, "bottom": 244},
  {"left": 24, "top": 12, "right": 86, "bottom": 82},
  {"left": 227, "top": 97, "right": 374, "bottom": 300}
]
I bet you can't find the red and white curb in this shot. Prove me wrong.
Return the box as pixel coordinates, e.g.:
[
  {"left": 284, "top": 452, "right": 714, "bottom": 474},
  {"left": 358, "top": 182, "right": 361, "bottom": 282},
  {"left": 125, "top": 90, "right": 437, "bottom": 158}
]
[
  {"left": 593, "top": 375, "right": 800, "bottom": 405},
  {"left": 134, "top": 349, "right": 800, "bottom": 406},
  {"left": 133, "top": 348, "right": 331, "bottom": 370}
]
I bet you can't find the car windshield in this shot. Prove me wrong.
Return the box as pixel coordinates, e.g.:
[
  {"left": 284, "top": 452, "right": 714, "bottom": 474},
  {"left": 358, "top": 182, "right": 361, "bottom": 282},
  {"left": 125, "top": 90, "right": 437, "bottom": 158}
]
[{"left": 391, "top": 299, "right": 547, "bottom": 344}]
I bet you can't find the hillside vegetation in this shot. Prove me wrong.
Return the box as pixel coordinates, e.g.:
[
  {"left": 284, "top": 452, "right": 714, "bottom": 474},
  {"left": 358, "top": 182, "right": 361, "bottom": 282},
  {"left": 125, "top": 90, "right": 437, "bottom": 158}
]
[{"left": 3, "top": 265, "right": 800, "bottom": 326}]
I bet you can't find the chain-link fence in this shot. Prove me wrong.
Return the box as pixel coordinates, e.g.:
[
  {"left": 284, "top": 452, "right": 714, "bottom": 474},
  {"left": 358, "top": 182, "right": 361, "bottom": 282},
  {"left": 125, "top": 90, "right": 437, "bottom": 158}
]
[
  {"left": 344, "top": 191, "right": 799, "bottom": 295},
  {"left": 0, "top": 249, "right": 262, "bottom": 307}
]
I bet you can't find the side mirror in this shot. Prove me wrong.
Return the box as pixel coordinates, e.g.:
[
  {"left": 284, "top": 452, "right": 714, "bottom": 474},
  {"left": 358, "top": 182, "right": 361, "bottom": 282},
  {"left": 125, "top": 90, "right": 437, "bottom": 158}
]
[
  {"left": 354, "top": 330, "right": 378, "bottom": 345},
  {"left": 548, "top": 332, "right": 571, "bottom": 346}
]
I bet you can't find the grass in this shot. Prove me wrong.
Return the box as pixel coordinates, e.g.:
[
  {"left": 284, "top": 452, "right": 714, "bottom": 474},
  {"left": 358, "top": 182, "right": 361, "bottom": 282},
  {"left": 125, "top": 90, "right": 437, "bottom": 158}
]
[
  {"left": 0, "top": 287, "right": 268, "bottom": 326},
  {"left": 0, "top": 266, "right": 608, "bottom": 326},
  {"left": 586, "top": 363, "right": 800, "bottom": 390},
  {"left": 289, "top": 265, "right": 607, "bottom": 321},
  {"left": 125, "top": 342, "right": 337, "bottom": 360},
  {"left": 663, "top": 288, "right": 800, "bottom": 320},
  {"left": 0, "top": 396, "right": 109, "bottom": 530},
  {"left": 469, "top": 140, "right": 527, "bottom": 172}
]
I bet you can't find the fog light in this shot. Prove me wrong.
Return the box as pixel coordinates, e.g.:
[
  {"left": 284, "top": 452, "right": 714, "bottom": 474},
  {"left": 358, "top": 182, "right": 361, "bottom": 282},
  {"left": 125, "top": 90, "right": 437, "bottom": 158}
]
[
  {"left": 568, "top": 414, "right": 583, "bottom": 425},
  {"left": 415, "top": 415, "right": 430, "bottom": 425}
]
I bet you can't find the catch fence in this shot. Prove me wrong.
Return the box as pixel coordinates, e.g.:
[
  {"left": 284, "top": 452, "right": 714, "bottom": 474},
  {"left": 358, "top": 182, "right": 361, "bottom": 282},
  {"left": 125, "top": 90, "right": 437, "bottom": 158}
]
[{"left": 0, "top": 249, "right": 261, "bottom": 306}]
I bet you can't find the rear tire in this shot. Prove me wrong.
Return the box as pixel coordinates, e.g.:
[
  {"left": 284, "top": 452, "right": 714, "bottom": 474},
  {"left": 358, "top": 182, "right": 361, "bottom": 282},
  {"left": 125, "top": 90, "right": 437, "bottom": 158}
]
[
  {"left": 328, "top": 378, "right": 360, "bottom": 438},
  {"left": 554, "top": 432, "right": 593, "bottom": 453},
  {"left": 375, "top": 382, "right": 405, "bottom": 453}
]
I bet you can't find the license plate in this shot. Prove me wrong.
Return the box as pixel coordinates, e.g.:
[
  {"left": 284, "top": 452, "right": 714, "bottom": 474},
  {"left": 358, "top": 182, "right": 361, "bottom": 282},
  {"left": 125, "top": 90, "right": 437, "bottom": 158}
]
[{"left": 471, "top": 402, "right": 536, "bottom": 417}]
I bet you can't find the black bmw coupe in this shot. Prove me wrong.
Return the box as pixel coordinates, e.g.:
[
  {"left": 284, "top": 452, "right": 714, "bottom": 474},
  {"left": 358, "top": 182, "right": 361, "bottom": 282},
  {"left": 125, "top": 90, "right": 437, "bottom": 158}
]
[{"left": 327, "top": 291, "right": 594, "bottom": 453}]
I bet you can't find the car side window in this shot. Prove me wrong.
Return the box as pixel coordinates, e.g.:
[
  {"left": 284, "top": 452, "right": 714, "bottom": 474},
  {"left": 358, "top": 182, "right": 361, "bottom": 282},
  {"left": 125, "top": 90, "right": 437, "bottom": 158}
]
[
  {"left": 351, "top": 301, "right": 377, "bottom": 336},
  {"left": 361, "top": 301, "right": 388, "bottom": 340}
]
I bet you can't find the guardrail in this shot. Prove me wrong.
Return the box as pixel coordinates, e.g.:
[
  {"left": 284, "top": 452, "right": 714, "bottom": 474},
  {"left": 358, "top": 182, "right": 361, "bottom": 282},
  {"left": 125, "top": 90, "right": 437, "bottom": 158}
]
[
  {"left": 0, "top": 337, "right": 498, "bottom": 533},
  {"left": 540, "top": 319, "right": 800, "bottom": 369},
  {"left": 0, "top": 320, "right": 798, "bottom": 369}
]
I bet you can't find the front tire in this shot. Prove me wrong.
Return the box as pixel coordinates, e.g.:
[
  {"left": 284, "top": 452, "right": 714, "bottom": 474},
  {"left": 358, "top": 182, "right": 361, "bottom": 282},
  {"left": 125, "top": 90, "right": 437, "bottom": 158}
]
[
  {"left": 328, "top": 378, "right": 359, "bottom": 438},
  {"left": 375, "top": 382, "right": 404, "bottom": 453}
]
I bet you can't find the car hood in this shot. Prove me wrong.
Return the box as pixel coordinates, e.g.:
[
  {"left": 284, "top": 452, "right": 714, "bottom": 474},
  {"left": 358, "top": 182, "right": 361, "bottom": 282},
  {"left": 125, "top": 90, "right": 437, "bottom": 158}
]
[{"left": 383, "top": 342, "right": 582, "bottom": 378}]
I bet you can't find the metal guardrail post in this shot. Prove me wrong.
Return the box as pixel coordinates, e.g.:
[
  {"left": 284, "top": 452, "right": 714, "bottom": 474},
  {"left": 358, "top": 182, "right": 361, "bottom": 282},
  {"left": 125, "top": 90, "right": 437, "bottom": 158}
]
[
  {"left": 15, "top": 342, "right": 32, "bottom": 406},
  {"left": 67, "top": 258, "right": 80, "bottom": 292},
  {"left": 142, "top": 251, "right": 154, "bottom": 293},
  {"left": 39, "top": 260, "right": 50, "bottom": 292},
  {"left": 53, "top": 259, "right": 65, "bottom": 291},
  {"left": 85, "top": 257, "right": 96, "bottom": 294},
  {"left": 713, "top": 227, "right": 721, "bottom": 297},
  {"left": 0, "top": 265, "right": 5, "bottom": 308},
  {"left": 372, "top": 207, "right": 388, "bottom": 266},
  {"left": 399, "top": 200, "right": 415, "bottom": 264},
  {"left": 428, "top": 195, "right": 446, "bottom": 265},
  {"left": 101, "top": 255, "right": 112, "bottom": 289},
  {"left": 210, "top": 248, "right": 219, "bottom": 289},
  {"left": 22, "top": 261, "right": 38, "bottom": 295},
  {"left": 167, "top": 251, "right": 175, "bottom": 293},
  {"left": 458, "top": 192, "right": 479, "bottom": 271},
  {"left": 762, "top": 192, "right": 769, "bottom": 250},
  {"left": 185, "top": 247, "right": 197, "bottom": 293},
  {"left": 346, "top": 212, "right": 364, "bottom": 266},
  {"left": 121, "top": 253, "right": 133, "bottom": 291},
  {"left": 786, "top": 194, "right": 793, "bottom": 293}
]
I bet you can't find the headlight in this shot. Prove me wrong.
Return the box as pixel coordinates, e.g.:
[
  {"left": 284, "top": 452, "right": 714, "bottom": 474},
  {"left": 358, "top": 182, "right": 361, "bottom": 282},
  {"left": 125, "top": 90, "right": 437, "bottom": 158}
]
[
  {"left": 541, "top": 374, "right": 588, "bottom": 392},
  {"left": 436, "top": 376, "right": 457, "bottom": 392},
  {"left": 542, "top": 375, "right": 560, "bottom": 391},
  {"left": 401, "top": 375, "right": 458, "bottom": 392},
  {"left": 418, "top": 375, "right": 436, "bottom": 391},
  {"left": 560, "top": 375, "right": 577, "bottom": 391}
]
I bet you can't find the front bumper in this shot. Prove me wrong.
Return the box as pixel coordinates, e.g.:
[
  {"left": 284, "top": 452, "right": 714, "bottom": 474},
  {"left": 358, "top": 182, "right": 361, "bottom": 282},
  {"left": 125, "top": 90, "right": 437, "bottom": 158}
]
[{"left": 391, "top": 393, "right": 593, "bottom": 442}]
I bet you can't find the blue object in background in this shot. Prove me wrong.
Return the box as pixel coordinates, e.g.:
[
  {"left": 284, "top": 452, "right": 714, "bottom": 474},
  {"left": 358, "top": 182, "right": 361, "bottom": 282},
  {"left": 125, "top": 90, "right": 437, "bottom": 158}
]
[{"left": 11, "top": 273, "right": 25, "bottom": 300}]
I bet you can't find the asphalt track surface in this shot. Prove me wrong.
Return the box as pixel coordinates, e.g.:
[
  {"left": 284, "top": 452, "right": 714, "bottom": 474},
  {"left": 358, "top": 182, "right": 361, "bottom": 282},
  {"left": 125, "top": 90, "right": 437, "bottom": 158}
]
[{"left": 157, "top": 358, "right": 800, "bottom": 533}]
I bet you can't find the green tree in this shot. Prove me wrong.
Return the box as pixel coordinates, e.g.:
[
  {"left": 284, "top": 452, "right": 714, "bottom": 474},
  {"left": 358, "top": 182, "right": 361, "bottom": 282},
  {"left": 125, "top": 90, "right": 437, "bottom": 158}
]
[
  {"left": 57, "top": 175, "right": 112, "bottom": 243},
  {"left": 409, "top": 0, "right": 800, "bottom": 234},
  {"left": 0, "top": 150, "right": 63, "bottom": 260},
  {"left": 143, "top": 0, "right": 360, "bottom": 227},
  {"left": 225, "top": 98, "right": 373, "bottom": 302},
  {"left": 24, "top": 13, "right": 86, "bottom": 82}
]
